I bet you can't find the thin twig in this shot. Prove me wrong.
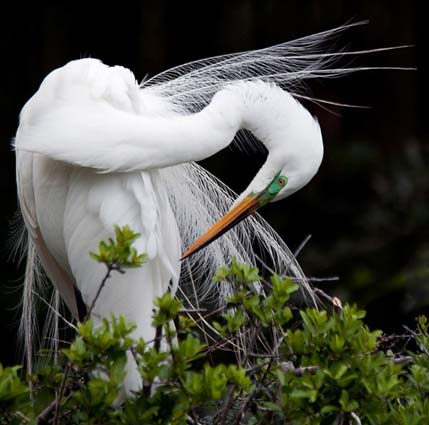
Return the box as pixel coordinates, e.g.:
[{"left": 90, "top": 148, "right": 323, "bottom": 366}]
[
  {"left": 205, "top": 333, "right": 248, "bottom": 356},
  {"left": 350, "top": 412, "right": 362, "bottom": 425},
  {"left": 143, "top": 324, "right": 163, "bottom": 397},
  {"left": 37, "top": 366, "right": 71, "bottom": 424},
  {"left": 336, "top": 412, "right": 344, "bottom": 425},
  {"left": 165, "top": 325, "right": 199, "bottom": 424},
  {"left": 307, "top": 276, "right": 340, "bottom": 283},
  {"left": 245, "top": 360, "right": 273, "bottom": 376},
  {"left": 282, "top": 234, "right": 312, "bottom": 276},
  {"left": 37, "top": 399, "right": 57, "bottom": 424},
  {"left": 177, "top": 286, "right": 242, "bottom": 351},
  {"left": 218, "top": 322, "right": 261, "bottom": 425},
  {"left": 186, "top": 414, "right": 202, "bottom": 425},
  {"left": 154, "top": 324, "right": 163, "bottom": 354},
  {"left": 289, "top": 276, "right": 339, "bottom": 284},
  {"left": 40, "top": 264, "right": 115, "bottom": 423},
  {"left": 36, "top": 363, "right": 71, "bottom": 425},
  {"left": 293, "top": 234, "right": 312, "bottom": 258},
  {"left": 39, "top": 260, "right": 125, "bottom": 423},
  {"left": 187, "top": 262, "right": 212, "bottom": 362},
  {"left": 234, "top": 358, "right": 274, "bottom": 424},
  {"left": 404, "top": 325, "right": 429, "bottom": 355},
  {"left": 180, "top": 308, "right": 208, "bottom": 314},
  {"left": 53, "top": 362, "right": 71, "bottom": 425},
  {"left": 32, "top": 289, "right": 77, "bottom": 331},
  {"left": 85, "top": 263, "right": 123, "bottom": 321},
  {"left": 314, "top": 288, "right": 343, "bottom": 313},
  {"left": 15, "top": 411, "right": 31, "bottom": 423},
  {"left": 36, "top": 399, "right": 57, "bottom": 425},
  {"left": 378, "top": 332, "right": 414, "bottom": 350},
  {"left": 280, "top": 362, "right": 319, "bottom": 376},
  {"left": 248, "top": 352, "right": 286, "bottom": 359},
  {"left": 219, "top": 386, "right": 236, "bottom": 425},
  {"left": 392, "top": 355, "right": 413, "bottom": 365}
]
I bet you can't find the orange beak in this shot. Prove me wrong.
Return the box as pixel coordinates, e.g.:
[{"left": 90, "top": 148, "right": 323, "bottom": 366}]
[{"left": 181, "top": 194, "right": 262, "bottom": 260}]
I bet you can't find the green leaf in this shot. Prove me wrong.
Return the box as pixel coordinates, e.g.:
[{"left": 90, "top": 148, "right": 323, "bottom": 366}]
[
  {"left": 226, "top": 365, "right": 251, "bottom": 392},
  {"left": 223, "top": 310, "right": 245, "bottom": 333},
  {"left": 152, "top": 293, "right": 183, "bottom": 326},
  {"left": 203, "top": 365, "right": 228, "bottom": 400},
  {"left": 90, "top": 225, "right": 147, "bottom": 268},
  {"left": 177, "top": 334, "right": 205, "bottom": 363},
  {"left": 0, "top": 365, "right": 28, "bottom": 404},
  {"left": 339, "top": 389, "right": 359, "bottom": 412},
  {"left": 290, "top": 389, "right": 318, "bottom": 403},
  {"left": 109, "top": 352, "right": 127, "bottom": 384}
]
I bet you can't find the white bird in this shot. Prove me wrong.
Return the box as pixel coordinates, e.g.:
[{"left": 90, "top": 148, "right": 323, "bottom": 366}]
[{"left": 13, "top": 23, "right": 401, "bottom": 393}]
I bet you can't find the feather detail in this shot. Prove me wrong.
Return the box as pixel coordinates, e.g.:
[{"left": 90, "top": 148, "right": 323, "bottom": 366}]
[{"left": 160, "top": 162, "right": 314, "bottom": 306}]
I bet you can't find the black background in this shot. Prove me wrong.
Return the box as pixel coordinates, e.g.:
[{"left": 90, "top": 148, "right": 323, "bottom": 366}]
[{"left": 0, "top": 1, "right": 426, "bottom": 366}]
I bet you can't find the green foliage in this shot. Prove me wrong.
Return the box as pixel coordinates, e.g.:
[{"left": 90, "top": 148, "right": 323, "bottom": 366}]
[
  {"left": 0, "top": 365, "right": 28, "bottom": 424},
  {"left": 4, "top": 232, "right": 429, "bottom": 424},
  {"left": 276, "top": 305, "right": 400, "bottom": 423},
  {"left": 90, "top": 225, "right": 147, "bottom": 267}
]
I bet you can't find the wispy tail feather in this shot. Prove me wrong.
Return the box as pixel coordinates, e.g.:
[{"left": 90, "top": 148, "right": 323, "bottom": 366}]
[
  {"left": 18, "top": 236, "right": 65, "bottom": 375},
  {"left": 20, "top": 242, "right": 37, "bottom": 377}
]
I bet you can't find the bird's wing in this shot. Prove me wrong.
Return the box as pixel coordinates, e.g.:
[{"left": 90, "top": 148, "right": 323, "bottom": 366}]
[
  {"left": 16, "top": 152, "right": 83, "bottom": 320},
  {"left": 62, "top": 168, "right": 180, "bottom": 304}
]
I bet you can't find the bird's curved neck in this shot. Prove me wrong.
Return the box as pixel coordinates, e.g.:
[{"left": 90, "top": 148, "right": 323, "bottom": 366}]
[{"left": 160, "top": 81, "right": 305, "bottom": 167}]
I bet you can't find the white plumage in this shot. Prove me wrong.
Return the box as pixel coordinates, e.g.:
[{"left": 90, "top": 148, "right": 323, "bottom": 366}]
[{"left": 14, "top": 23, "right": 394, "bottom": 392}]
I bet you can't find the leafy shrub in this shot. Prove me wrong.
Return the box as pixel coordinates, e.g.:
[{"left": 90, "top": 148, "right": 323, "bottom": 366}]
[{"left": 2, "top": 227, "right": 428, "bottom": 424}]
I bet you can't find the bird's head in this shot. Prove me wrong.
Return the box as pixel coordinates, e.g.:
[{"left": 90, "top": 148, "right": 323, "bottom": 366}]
[{"left": 181, "top": 98, "right": 323, "bottom": 260}]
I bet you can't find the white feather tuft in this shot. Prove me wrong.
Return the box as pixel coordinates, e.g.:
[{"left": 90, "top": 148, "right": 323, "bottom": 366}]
[{"left": 143, "top": 21, "right": 411, "bottom": 117}]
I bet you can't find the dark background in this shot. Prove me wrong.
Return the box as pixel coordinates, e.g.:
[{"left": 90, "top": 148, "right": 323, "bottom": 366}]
[{"left": 0, "top": 1, "right": 426, "bottom": 366}]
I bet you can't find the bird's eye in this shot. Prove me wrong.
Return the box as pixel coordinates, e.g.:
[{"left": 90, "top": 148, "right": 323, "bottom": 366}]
[{"left": 278, "top": 178, "right": 286, "bottom": 186}]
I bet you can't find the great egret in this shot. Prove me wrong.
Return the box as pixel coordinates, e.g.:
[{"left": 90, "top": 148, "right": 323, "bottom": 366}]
[{"left": 13, "top": 23, "right": 404, "bottom": 392}]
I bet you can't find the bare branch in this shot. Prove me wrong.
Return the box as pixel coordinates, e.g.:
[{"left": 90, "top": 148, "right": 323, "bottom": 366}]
[
  {"left": 351, "top": 411, "right": 362, "bottom": 425},
  {"left": 85, "top": 263, "right": 123, "bottom": 321}
]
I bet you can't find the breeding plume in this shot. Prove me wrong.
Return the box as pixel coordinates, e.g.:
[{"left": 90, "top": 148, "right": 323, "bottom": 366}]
[{"left": 14, "top": 24, "right": 401, "bottom": 392}]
